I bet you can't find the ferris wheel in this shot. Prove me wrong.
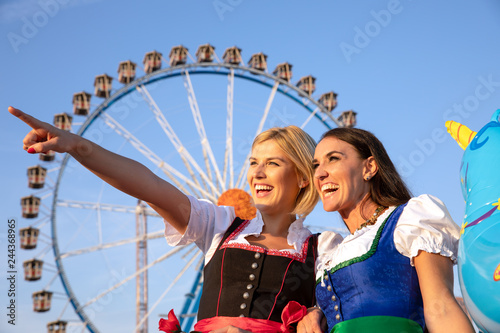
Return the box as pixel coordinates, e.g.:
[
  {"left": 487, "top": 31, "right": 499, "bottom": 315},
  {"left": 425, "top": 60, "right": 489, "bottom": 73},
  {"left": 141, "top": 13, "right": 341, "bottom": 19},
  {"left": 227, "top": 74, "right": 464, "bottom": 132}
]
[{"left": 18, "top": 43, "right": 357, "bottom": 333}]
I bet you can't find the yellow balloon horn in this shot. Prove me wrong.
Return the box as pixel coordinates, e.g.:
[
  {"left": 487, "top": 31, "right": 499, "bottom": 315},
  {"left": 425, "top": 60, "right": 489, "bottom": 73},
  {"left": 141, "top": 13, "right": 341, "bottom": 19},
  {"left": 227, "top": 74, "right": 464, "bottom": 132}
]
[{"left": 445, "top": 120, "right": 477, "bottom": 150}]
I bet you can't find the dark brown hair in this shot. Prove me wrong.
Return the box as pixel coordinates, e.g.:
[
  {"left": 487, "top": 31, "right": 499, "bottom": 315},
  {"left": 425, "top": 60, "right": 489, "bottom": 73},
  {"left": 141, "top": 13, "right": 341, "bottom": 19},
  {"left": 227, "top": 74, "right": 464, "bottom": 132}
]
[{"left": 321, "top": 127, "right": 412, "bottom": 207}]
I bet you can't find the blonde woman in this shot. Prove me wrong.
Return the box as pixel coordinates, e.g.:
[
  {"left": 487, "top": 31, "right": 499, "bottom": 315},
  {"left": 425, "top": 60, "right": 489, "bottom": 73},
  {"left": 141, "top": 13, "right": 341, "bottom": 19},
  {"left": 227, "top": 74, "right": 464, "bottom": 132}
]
[{"left": 10, "top": 106, "right": 319, "bottom": 332}]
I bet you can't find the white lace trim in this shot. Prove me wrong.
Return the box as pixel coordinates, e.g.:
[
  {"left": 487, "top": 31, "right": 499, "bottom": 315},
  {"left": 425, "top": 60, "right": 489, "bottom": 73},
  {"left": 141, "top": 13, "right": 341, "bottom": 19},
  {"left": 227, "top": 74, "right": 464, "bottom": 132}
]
[{"left": 228, "top": 211, "right": 311, "bottom": 252}]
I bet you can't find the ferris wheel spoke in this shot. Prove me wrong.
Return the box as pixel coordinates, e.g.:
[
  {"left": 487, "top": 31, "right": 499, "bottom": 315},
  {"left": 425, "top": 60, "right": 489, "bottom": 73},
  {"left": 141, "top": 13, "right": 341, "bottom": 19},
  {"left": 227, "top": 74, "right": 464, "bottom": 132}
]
[
  {"left": 33, "top": 185, "right": 54, "bottom": 198},
  {"left": 224, "top": 68, "right": 235, "bottom": 189},
  {"left": 96, "top": 189, "right": 104, "bottom": 247},
  {"left": 30, "top": 215, "right": 50, "bottom": 228},
  {"left": 40, "top": 190, "right": 53, "bottom": 200},
  {"left": 35, "top": 242, "right": 53, "bottom": 260},
  {"left": 57, "top": 298, "right": 71, "bottom": 320},
  {"left": 59, "top": 230, "right": 164, "bottom": 259},
  {"left": 43, "top": 271, "right": 60, "bottom": 290},
  {"left": 57, "top": 199, "right": 160, "bottom": 216},
  {"left": 46, "top": 165, "right": 61, "bottom": 173},
  {"left": 136, "top": 84, "right": 217, "bottom": 196},
  {"left": 236, "top": 80, "right": 280, "bottom": 189},
  {"left": 300, "top": 107, "right": 320, "bottom": 129},
  {"left": 37, "top": 231, "right": 53, "bottom": 245},
  {"left": 186, "top": 50, "right": 196, "bottom": 63},
  {"left": 183, "top": 71, "right": 215, "bottom": 194},
  {"left": 81, "top": 244, "right": 192, "bottom": 309},
  {"left": 57, "top": 201, "right": 107, "bottom": 252},
  {"left": 135, "top": 249, "right": 203, "bottom": 331},
  {"left": 101, "top": 113, "right": 218, "bottom": 201},
  {"left": 182, "top": 70, "right": 226, "bottom": 194}
]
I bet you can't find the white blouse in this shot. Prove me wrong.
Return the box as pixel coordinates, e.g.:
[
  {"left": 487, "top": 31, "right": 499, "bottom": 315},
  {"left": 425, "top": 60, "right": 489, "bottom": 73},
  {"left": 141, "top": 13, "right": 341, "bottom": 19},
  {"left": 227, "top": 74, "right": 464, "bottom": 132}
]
[
  {"left": 316, "top": 194, "right": 460, "bottom": 280},
  {"left": 164, "top": 195, "right": 312, "bottom": 264}
]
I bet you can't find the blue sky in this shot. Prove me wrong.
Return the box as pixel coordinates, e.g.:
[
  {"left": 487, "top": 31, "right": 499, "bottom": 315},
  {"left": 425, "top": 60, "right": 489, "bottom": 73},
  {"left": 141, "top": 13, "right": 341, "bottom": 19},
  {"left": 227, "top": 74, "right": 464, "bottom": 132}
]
[{"left": 1, "top": 0, "right": 500, "bottom": 332}]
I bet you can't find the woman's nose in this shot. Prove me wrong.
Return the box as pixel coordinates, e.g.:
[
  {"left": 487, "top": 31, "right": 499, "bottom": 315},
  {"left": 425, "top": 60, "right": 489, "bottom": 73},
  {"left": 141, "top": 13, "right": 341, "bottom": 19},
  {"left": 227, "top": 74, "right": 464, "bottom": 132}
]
[
  {"left": 252, "top": 164, "right": 265, "bottom": 178},
  {"left": 314, "top": 165, "right": 327, "bottom": 180}
]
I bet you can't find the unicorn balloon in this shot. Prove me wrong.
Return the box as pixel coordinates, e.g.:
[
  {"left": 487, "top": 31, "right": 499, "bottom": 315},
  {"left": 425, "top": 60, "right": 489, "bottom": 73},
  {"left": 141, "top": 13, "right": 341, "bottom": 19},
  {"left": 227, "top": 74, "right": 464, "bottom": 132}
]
[{"left": 446, "top": 110, "right": 500, "bottom": 333}]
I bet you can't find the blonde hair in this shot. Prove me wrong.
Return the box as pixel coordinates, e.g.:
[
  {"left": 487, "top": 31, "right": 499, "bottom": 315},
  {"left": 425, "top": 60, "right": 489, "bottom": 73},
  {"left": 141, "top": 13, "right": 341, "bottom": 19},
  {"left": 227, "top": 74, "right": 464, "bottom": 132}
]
[{"left": 252, "top": 125, "right": 319, "bottom": 217}]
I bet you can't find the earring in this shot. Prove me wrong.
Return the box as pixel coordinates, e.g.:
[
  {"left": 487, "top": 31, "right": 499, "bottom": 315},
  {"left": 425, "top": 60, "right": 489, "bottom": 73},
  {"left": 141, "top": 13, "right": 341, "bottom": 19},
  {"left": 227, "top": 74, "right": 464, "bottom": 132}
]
[{"left": 365, "top": 176, "right": 371, "bottom": 181}]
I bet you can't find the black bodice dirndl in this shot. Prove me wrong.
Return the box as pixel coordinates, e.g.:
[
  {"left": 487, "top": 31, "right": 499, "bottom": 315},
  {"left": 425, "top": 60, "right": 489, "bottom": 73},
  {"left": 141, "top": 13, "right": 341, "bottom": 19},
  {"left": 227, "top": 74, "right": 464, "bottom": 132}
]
[{"left": 197, "top": 218, "right": 318, "bottom": 323}]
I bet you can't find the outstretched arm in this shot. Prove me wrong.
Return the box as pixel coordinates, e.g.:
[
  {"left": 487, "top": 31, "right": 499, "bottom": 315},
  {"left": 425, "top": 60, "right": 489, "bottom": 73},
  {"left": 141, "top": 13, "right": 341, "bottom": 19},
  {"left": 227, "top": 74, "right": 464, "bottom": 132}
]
[
  {"left": 414, "top": 251, "right": 474, "bottom": 333},
  {"left": 9, "top": 106, "right": 190, "bottom": 234}
]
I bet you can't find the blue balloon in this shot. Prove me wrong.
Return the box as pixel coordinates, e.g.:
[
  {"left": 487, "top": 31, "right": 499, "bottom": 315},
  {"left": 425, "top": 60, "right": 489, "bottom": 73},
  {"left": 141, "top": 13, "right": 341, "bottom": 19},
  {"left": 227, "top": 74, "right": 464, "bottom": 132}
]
[{"left": 447, "top": 109, "right": 500, "bottom": 332}]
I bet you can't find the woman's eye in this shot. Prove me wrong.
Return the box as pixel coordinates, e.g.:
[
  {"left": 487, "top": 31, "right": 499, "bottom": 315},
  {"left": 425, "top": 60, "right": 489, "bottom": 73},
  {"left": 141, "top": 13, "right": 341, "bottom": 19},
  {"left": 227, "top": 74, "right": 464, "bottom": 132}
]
[
  {"left": 312, "top": 163, "right": 319, "bottom": 170},
  {"left": 268, "top": 161, "right": 279, "bottom": 166},
  {"left": 249, "top": 161, "right": 257, "bottom": 166},
  {"left": 329, "top": 155, "right": 339, "bottom": 162}
]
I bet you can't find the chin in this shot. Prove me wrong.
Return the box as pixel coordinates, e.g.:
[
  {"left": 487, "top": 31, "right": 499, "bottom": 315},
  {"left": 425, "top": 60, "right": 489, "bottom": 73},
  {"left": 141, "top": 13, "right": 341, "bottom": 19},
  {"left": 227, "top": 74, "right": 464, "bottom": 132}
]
[
  {"left": 253, "top": 203, "right": 266, "bottom": 212},
  {"left": 322, "top": 202, "right": 337, "bottom": 213}
]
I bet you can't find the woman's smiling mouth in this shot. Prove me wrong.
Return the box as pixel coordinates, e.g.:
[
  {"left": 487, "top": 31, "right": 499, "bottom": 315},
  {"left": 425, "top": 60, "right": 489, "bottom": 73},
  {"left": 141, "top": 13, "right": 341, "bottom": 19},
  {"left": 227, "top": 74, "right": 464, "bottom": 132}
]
[
  {"left": 255, "top": 184, "right": 274, "bottom": 198},
  {"left": 321, "top": 183, "right": 339, "bottom": 197}
]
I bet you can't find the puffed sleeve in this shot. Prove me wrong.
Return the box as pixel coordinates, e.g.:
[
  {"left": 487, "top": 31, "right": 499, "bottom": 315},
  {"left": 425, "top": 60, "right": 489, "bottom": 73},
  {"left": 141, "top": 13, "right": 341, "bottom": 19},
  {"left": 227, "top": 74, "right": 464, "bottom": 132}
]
[
  {"left": 316, "top": 231, "right": 344, "bottom": 277},
  {"left": 393, "top": 194, "right": 460, "bottom": 266},
  {"left": 164, "top": 195, "right": 235, "bottom": 254}
]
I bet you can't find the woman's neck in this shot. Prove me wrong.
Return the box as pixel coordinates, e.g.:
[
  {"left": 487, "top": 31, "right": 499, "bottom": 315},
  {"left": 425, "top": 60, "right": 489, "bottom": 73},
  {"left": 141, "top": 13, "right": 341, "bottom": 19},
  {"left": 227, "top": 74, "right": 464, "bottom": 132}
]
[
  {"left": 260, "top": 211, "right": 296, "bottom": 237},
  {"left": 245, "top": 212, "right": 297, "bottom": 250},
  {"left": 341, "top": 199, "right": 380, "bottom": 234}
]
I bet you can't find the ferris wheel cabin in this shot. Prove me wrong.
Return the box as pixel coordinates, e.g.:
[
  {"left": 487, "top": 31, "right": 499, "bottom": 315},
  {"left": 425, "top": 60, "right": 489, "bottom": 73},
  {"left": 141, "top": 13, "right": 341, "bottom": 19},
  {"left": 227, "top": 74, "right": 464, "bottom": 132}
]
[
  {"left": 196, "top": 43, "right": 215, "bottom": 63},
  {"left": 47, "top": 320, "right": 67, "bottom": 333},
  {"left": 297, "top": 75, "right": 316, "bottom": 96},
  {"left": 143, "top": 51, "right": 163, "bottom": 74},
  {"left": 72, "top": 91, "right": 91, "bottom": 116},
  {"left": 21, "top": 195, "right": 41, "bottom": 218},
  {"left": 20, "top": 227, "right": 40, "bottom": 250},
  {"left": 27, "top": 165, "right": 47, "bottom": 189},
  {"left": 169, "top": 45, "right": 188, "bottom": 66},
  {"left": 39, "top": 151, "right": 55, "bottom": 162},
  {"left": 94, "top": 74, "right": 113, "bottom": 98},
  {"left": 319, "top": 91, "right": 338, "bottom": 112},
  {"left": 118, "top": 60, "right": 136, "bottom": 84},
  {"left": 273, "top": 62, "right": 293, "bottom": 82},
  {"left": 54, "top": 113, "right": 72, "bottom": 131},
  {"left": 23, "top": 258, "right": 43, "bottom": 281},
  {"left": 32, "top": 290, "right": 53, "bottom": 312},
  {"left": 222, "top": 46, "right": 242, "bottom": 65},
  {"left": 248, "top": 52, "right": 268, "bottom": 72},
  {"left": 338, "top": 110, "right": 357, "bottom": 128}
]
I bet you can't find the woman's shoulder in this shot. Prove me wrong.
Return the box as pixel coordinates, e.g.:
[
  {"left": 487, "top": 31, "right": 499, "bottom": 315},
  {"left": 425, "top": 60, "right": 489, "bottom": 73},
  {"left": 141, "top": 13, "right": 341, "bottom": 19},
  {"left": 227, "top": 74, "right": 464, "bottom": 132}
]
[
  {"left": 395, "top": 194, "right": 460, "bottom": 264},
  {"left": 401, "top": 194, "right": 455, "bottom": 225},
  {"left": 406, "top": 193, "right": 447, "bottom": 209},
  {"left": 317, "top": 230, "right": 344, "bottom": 252}
]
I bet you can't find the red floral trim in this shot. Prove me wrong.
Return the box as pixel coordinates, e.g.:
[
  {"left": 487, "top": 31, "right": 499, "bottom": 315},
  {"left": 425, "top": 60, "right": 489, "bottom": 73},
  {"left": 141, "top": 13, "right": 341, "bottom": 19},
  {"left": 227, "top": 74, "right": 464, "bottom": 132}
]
[{"left": 219, "top": 220, "right": 311, "bottom": 263}]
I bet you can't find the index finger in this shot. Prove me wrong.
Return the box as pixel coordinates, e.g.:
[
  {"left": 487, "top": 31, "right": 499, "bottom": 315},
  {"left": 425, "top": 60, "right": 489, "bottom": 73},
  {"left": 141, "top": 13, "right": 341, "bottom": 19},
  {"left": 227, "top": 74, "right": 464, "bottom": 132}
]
[{"left": 8, "top": 106, "right": 46, "bottom": 129}]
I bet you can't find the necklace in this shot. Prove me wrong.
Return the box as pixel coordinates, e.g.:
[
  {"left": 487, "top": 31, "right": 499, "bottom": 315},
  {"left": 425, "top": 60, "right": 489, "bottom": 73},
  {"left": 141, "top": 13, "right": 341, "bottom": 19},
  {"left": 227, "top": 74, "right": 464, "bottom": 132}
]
[{"left": 357, "top": 206, "right": 387, "bottom": 231}]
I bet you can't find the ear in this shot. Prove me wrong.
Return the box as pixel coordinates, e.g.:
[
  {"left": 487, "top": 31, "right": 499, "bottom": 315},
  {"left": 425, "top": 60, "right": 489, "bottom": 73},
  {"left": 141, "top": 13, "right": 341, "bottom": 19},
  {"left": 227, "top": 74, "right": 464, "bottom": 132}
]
[
  {"left": 363, "top": 156, "right": 378, "bottom": 180},
  {"left": 297, "top": 174, "right": 310, "bottom": 188}
]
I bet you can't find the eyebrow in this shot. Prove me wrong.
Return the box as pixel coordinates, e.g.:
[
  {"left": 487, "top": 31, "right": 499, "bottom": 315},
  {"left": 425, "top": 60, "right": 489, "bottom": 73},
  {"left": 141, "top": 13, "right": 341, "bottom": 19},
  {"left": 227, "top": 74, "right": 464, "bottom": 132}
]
[
  {"left": 312, "top": 150, "right": 345, "bottom": 164},
  {"left": 249, "top": 156, "right": 288, "bottom": 162}
]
